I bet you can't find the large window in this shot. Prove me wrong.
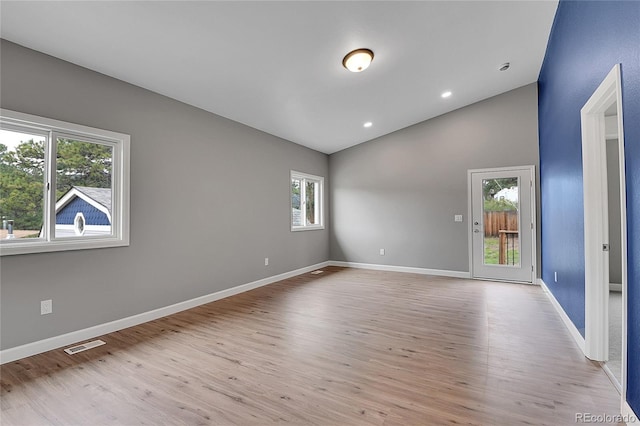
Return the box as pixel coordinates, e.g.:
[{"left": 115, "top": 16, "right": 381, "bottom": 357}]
[
  {"left": 0, "top": 109, "right": 130, "bottom": 255},
  {"left": 291, "top": 170, "right": 324, "bottom": 231}
]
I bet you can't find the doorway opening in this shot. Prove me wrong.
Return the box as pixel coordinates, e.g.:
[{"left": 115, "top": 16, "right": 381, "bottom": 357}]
[
  {"left": 581, "top": 64, "right": 627, "bottom": 399},
  {"left": 605, "top": 103, "right": 623, "bottom": 389}
]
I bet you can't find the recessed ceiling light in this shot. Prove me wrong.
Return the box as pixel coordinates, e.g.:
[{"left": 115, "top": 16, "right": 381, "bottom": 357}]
[
  {"left": 343, "top": 49, "right": 374, "bottom": 73},
  {"left": 499, "top": 62, "right": 510, "bottom": 71},
  {"left": 363, "top": 122, "right": 373, "bottom": 128},
  {"left": 441, "top": 91, "right": 452, "bottom": 98}
]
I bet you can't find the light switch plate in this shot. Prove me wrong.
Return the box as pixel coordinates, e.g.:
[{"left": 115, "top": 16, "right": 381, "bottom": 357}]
[{"left": 454, "top": 215, "right": 463, "bottom": 222}]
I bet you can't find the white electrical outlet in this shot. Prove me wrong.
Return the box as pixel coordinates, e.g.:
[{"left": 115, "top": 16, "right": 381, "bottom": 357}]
[
  {"left": 264, "top": 257, "right": 269, "bottom": 266},
  {"left": 454, "top": 214, "right": 463, "bottom": 222},
  {"left": 554, "top": 272, "right": 558, "bottom": 282},
  {"left": 379, "top": 248, "right": 385, "bottom": 256},
  {"left": 41, "top": 299, "right": 52, "bottom": 315}
]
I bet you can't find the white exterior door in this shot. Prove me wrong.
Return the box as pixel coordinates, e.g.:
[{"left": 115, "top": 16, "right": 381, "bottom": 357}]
[{"left": 469, "top": 166, "right": 535, "bottom": 283}]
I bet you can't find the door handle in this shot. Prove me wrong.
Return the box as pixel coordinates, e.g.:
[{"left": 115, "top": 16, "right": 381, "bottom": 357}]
[{"left": 474, "top": 229, "right": 480, "bottom": 233}]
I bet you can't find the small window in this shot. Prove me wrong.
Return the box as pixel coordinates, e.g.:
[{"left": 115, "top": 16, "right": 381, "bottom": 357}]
[
  {"left": 291, "top": 170, "right": 324, "bottom": 231},
  {"left": 74, "top": 212, "right": 86, "bottom": 236},
  {"left": 0, "top": 109, "right": 130, "bottom": 256}
]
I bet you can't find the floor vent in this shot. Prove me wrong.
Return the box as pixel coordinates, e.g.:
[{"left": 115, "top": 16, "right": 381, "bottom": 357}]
[
  {"left": 311, "top": 270, "right": 324, "bottom": 275},
  {"left": 64, "top": 339, "right": 106, "bottom": 355}
]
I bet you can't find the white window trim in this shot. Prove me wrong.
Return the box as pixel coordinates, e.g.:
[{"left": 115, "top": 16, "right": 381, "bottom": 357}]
[
  {"left": 291, "top": 170, "right": 324, "bottom": 232},
  {"left": 0, "top": 109, "right": 130, "bottom": 256}
]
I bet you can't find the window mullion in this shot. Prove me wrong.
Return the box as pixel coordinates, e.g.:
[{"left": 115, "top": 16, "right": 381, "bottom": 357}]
[
  {"left": 301, "top": 178, "right": 307, "bottom": 227},
  {"left": 47, "top": 132, "right": 58, "bottom": 241}
]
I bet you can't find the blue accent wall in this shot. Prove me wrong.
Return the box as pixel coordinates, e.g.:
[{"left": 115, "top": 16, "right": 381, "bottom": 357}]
[
  {"left": 56, "top": 197, "right": 110, "bottom": 226},
  {"left": 538, "top": 0, "right": 640, "bottom": 413}
]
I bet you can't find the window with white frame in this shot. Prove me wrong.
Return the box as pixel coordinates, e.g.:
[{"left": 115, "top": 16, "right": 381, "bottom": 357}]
[
  {"left": 291, "top": 170, "right": 324, "bottom": 231},
  {"left": 0, "top": 109, "right": 130, "bottom": 255}
]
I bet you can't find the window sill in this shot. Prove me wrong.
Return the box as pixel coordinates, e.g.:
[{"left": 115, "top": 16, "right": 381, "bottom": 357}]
[
  {"left": 291, "top": 225, "right": 325, "bottom": 232},
  {"left": 0, "top": 237, "right": 129, "bottom": 256}
]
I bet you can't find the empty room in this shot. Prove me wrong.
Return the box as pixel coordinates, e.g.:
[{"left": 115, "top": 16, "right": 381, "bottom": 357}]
[{"left": 1, "top": 1, "right": 639, "bottom": 425}]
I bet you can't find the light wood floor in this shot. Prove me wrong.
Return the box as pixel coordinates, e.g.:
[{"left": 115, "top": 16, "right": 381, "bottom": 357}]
[{"left": 1, "top": 267, "right": 622, "bottom": 425}]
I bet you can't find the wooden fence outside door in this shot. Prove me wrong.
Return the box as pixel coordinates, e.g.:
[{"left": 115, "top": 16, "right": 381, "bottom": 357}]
[
  {"left": 483, "top": 211, "right": 518, "bottom": 236},
  {"left": 484, "top": 211, "right": 519, "bottom": 265}
]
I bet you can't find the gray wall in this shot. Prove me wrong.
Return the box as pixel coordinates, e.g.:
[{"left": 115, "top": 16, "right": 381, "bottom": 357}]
[
  {"left": 329, "top": 84, "right": 540, "bottom": 273},
  {"left": 0, "top": 40, "right": 329, "bottom": 350},
  {"left": 606, "top": 138, "right": 622, "bottom": 284}
]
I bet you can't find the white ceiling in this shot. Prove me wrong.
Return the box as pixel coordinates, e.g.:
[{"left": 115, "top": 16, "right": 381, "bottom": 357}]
[{"left": 0, "top": 1, "right": 558, "bottom": 154}]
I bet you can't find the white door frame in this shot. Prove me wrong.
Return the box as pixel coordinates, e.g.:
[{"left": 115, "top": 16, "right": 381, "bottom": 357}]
[
  {"left": 467, "top": 165, "right": 536, "bottom": 283},
  {"left": 581, "top": 64, "right": 627, "bottom": 401}
]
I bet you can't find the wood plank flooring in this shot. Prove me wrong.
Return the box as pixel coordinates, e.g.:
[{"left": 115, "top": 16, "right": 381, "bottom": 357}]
[{"left": 0, "top": 267, "right": 622, "bottom": 425}]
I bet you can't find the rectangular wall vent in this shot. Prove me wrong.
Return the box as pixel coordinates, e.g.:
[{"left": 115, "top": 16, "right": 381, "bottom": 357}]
[{"left": 64, "top": 339, "right": 106, "bottom": 355}]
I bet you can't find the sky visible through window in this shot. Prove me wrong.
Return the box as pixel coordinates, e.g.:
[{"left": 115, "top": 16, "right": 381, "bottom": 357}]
[{"left": 1, "top": 129, "right": 45, "bottom": 150}]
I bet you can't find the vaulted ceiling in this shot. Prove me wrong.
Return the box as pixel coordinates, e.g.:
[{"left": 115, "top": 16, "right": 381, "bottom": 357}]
[{"left": 1, "top": 1, "right": 558, "bottom": 154}]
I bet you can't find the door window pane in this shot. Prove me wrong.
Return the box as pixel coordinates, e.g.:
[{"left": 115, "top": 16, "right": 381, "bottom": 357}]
[
  {"left": 0, "top": 129, "right": 46, "bottom": 240},
  {"left": 55, "top": 138, "right": 113, "bottom": 238},
  {"left": 482, "top": 177, "right": 520, "bottom": 266}
]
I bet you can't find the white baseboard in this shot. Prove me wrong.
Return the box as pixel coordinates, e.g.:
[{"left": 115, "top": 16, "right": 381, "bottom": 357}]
[
  {"left": 622, "top": 400, "right": 639, "bottom": 424},
  {"left": 329, "top": 261, "right": 470, "bottom": 279},
  {"left": 0, "top": 261, "right": 330, "bottom": 365},
  {"left": 539, "top": 279, "right": 586, "bottom": 354}
]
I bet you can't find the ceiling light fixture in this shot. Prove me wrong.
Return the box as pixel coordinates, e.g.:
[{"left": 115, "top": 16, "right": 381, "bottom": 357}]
[
  {"left": 499, "top": 62, "right": 510, "bottom": 71},
  {"left": 441, "top": 91, "right": 452, "bottom": 98},
  {"left": 363, "top": 121, "right": 373, "bottom": 128},
  {"left": 343, "top": 49, "right": 374, "bottom": 73}
]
